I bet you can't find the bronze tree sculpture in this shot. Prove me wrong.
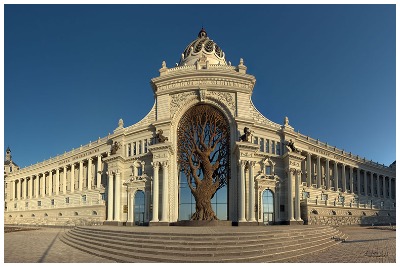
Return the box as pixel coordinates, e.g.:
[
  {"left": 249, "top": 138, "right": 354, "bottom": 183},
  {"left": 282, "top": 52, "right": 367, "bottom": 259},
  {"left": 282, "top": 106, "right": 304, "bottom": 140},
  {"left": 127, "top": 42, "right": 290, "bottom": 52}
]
[{"left": 177, "top": 104, "right": 230, "bottom": 220}]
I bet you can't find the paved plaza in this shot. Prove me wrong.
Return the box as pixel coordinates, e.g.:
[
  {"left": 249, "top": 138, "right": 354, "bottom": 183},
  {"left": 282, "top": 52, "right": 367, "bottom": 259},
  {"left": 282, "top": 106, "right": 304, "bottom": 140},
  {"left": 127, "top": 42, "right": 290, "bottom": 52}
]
[{"left": 3, "top": 225, "right": 396, "bottom": 263}]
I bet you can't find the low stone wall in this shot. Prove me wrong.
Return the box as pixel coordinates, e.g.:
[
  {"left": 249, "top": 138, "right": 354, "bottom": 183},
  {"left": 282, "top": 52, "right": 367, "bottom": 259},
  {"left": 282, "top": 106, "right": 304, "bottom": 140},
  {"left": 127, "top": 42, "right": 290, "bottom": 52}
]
[
  {"left": 301, "top": 204, "right": 396, "bottom": 226},
  {"left": 4, "top": 205, "right": 106, "bottom": 226}
]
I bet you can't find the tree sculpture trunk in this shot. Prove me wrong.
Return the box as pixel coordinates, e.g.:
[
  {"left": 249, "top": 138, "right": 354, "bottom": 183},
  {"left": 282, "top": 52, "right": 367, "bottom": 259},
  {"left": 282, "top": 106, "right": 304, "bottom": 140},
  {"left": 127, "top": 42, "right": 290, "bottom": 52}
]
[{"left": 177, "top": 104, "right": 230, "bottom": 221}]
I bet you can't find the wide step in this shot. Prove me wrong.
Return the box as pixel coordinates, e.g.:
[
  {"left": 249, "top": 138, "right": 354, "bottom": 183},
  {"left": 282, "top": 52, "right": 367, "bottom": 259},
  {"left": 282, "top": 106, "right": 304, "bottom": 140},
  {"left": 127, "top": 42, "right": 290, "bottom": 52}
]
[{"left": 59, "top": 226, "right": 345, "bottom": 262}]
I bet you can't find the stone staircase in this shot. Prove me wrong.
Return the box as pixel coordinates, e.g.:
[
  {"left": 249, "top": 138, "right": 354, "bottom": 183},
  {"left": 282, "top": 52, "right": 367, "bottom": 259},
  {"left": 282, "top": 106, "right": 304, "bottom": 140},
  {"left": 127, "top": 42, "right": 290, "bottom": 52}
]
[{"left": 59, "top": 225, "right": 347, "bottom": 263}]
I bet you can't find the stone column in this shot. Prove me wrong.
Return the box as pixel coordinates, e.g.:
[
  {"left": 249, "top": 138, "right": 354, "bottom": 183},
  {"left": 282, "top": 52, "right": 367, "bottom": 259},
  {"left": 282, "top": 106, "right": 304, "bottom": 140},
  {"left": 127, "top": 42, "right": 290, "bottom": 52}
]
[
  {"left": 248, "top": 161, "right": 256, "bottom": 222},
  {"left": 325, "top": 159, "right": 330, "bottom": 189},
  {"left": 97, "top": 155, "right": 102, "bottom": 188},
  {"left": 48, "top": 171, "right": 52, "bottom": 196},
  {"left": 22, "top": 178, "right": 26, "bottom": 199},
  {"left": 334, "top": 161, "right": 339, "bottom": 191},
  {"left": 364, "top": 170, "right": 368, "bottom": 196},
  {"left": 389, "top": 177, "right": 392, "bottom": 199},
  {"left": 377, "top": 174, "right": 381, "bottom": 198},
  {"left": 349, "top": 167, "right": 354, "bottom": 193},
  {"left": 41, "top": 174, "right": 46, "bottom": 197},
  {"left": 306, "top": 152, "right": 312, "bottom": 186},
  {"left": 88, "top": 158, "right": 93, "bottom": 190},
  {"left": 370, "top": 172, "right": 374, "bottom": 197},
  {"left": 62, "top": 166, "right": 67, "bottom": 194},
  {"left": 55, "top": 168, "right": 60, "bottom": 195},
  {"left": 160, "top": 161, "right": 169, "bottom": 222},
  {"left": 114, "top": 171, "right": 121, "bottom": 222},
  {"left": 70, "top": 164, "right": 75, "bottom": 193},
  {"left": 79, "top": 161, "right": 83, "bottom": 191},
  {"left": 316, "top": 156, "right": 321, "bottom": 188},
  {"left": 128, "top": 191, "right": 134, "bottom": 224},
  {"left": 16, "top": 179, "right": 21, "bottom": 200},
  {"left": 341, "top": 164, "right": 346, "bottom": 192},
  {"left": 34, "top": 175, "right": 39, "bottom": 198},
  {"left": 28, "top": 177, "right": 32, "bottom": 198},
  {"left": 356, "top": 168, "right": 361, "bottom": 195},
  {"left": 295, "top": 170, "right": 302, "bottom": 221},
  {"left": 274, "top": 186, "right": 280, "bottom": 222},
  {"left": 12, "top": 180, "right": 16, "bottom": 200},
  {"left": 151, "top": 162, "right": 160, "bottom": 222},
  {"left": 287, "top": 169, "right": 295, "bottom": 221},
  {"left": 238, "top": 160, "right": 247, "bottom": 222},
  {"left": 382, "top": 176, "right": 386, "bottom": 199},
  {"left": 107, "top": 172, "right": 114, "bottom": 221}
]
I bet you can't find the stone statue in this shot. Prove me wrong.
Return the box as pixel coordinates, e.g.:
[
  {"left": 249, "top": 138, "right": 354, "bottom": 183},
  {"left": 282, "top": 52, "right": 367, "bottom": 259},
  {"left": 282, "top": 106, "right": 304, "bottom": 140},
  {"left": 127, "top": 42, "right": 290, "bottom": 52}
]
[
  {"left": 240, "top": 127, "right": 252, "bottom": 142},
  {"left": 284, "top": 116, "right": 289, "bottom": 126},
  {"left": 156, "top": 129, "right": 168, "bottom": 143},
  {"left": 110, "top": 141, "right": 121, "bottom": 155},
  {"left": 286, "top": 139, "right": 300, "bottom": 153},
  {"left": 117, "top": 118, "right": 124, "bottom": 129},
  {"left": 162, "top": 61, "right": 166, "bottom": 68}
]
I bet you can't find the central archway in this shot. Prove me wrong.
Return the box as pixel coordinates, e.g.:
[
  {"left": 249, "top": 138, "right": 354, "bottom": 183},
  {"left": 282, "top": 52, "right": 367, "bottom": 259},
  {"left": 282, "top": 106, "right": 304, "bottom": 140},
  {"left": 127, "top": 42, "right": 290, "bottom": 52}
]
[{"left": 177, "top": 104, "right": 230, "bottom": 221}]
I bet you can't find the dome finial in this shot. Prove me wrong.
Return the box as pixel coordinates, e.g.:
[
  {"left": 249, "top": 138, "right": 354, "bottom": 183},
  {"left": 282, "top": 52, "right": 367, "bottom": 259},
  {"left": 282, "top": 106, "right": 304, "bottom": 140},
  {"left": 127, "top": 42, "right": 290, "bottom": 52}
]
[{"left": 198, "top": 27, "right": 207, "bottom": 38}]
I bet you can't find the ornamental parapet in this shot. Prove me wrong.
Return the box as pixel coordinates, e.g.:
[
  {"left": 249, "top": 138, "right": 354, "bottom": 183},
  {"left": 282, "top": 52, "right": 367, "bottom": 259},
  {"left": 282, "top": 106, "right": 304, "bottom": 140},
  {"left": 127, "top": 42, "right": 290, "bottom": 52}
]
[
  {"left": 7, "top": 135, "right": 111, "bottom": 178},
  {"left": 297, "top": 133, "right": 395, "bottom": 175}
]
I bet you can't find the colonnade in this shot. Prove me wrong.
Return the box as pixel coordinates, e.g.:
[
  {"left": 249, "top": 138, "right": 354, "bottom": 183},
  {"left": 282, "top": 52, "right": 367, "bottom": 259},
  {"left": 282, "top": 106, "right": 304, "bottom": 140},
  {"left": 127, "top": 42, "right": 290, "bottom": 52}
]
[
  {"left": 10, "top": 155, "right": 103, "bottom": 201},
  {"left": 106, "top": 160, "right": 170, "bottom": 222},
  {"left": 303, "top": 152, "right": 395, "bottom": 199},
  {"left": 238, "top": 160, "right": 257, "bottom": 222}
]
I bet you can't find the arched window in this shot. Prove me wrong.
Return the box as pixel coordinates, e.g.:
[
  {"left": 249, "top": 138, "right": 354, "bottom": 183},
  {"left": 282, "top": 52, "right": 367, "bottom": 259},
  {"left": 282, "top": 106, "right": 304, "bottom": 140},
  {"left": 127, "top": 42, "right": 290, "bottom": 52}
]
[
  {"left": 31, "top": 214, "right": 35, "bottom": 217},
  {"left": 58, "top": 213, "right": 63, "bottom": 216},
  {"left": 262, "top": 189, "right": 274, "bottom": 224},
  {"left": 20, "top": 214, "right": 23, "bottom": 217},
  {"left": 74, "top": 212, "right": 79, "bottom": 216},
  {"left": 331, "top": 210, "right": 336, "bottom": 215},
  {"left": 92, "top": 211, "right": 98, "bottom": 215},
  {"left": 134, "top": 190, "right": 145, "bottom": 225},
  {"left": 177, "top": 105, "right": 229, "bottom": 221},
  {"left": 44, "top": 213, "right": 48, "bottom": 217}
]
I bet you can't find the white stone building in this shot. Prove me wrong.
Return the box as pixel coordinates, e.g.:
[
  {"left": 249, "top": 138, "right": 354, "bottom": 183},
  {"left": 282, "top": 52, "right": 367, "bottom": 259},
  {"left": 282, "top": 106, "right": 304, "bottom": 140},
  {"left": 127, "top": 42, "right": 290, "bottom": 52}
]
[{"left": 4, "top": 29, "right": 396, "bottom": 226}]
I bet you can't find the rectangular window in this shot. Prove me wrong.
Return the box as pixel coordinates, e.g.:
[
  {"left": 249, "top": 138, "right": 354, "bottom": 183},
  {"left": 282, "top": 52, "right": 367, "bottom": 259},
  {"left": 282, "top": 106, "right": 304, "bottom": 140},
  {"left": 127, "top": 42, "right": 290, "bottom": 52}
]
[
  {"left": 101, "top": 193, "right": 106, "bottom": 201},
  {"left": 139, "top": 141, "right": 142, "bottom": 154},
  {"left": 138, "top": 167, "right": 143, "bottom": 176},
  {"left": 65, "top": 197, "right": 70, "bottom": 204},
  {"left": 276, "top": 142, "right": 281, "bottom": 155},
  {"left": 128, "top": 144, "right": 131, "bottom": 157},
  {"left": 266, "top": 139, "right": 270, "bottom": 153},
  {"left": 37, "top": 201, "right": 41, "bottom": 207},
  {"left": 266, "top": 166, "right": 271, "bottom": 175},
  {"left": 253, "top": 136, "right": 258, "bottom": 145},
  {"left": 51, "top": 199, "right": 55, "bottom": 206},
  {"left": 144, "top": 139, "right": 148, "bottom": 153},
  {"left": 260, "top": 138, "right": 264, "bottom": 152},
  {"left": 82, "top": 195, "right": 87, "bottom": 202},
  {"left": 271, "top": 141, "right": 275, "bottom": 154}
]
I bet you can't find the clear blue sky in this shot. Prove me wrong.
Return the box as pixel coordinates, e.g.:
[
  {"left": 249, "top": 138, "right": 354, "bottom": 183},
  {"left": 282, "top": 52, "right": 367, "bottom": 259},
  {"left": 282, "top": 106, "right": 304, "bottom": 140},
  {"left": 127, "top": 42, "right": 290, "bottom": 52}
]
[{"left": 4, "top": 4, "right": 396, "bottom": 168}]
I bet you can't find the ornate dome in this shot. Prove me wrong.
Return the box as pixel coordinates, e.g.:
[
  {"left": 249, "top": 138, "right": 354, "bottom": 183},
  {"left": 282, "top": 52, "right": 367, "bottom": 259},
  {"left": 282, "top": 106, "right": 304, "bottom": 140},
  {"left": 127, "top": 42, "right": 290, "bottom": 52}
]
[{"left": 178, "top": 28, "right": 227, "bottom": 66}]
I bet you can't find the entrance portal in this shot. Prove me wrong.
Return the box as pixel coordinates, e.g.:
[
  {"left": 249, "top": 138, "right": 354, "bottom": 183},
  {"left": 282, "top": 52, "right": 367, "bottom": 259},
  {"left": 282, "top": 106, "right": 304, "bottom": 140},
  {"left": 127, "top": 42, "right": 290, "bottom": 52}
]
[
  {"left": 134, "top": 190, "right": 145, "bottom": 226},
  {"left": 262, "top": 189, "right": 274, "bottom": 225}
]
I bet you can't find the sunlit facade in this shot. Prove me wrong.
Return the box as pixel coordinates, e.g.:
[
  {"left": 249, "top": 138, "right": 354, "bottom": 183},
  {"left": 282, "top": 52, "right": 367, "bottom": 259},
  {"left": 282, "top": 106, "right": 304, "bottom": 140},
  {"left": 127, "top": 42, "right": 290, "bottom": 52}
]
[{"left": 4, "top": 29, "right": 396, "bottom": 226}]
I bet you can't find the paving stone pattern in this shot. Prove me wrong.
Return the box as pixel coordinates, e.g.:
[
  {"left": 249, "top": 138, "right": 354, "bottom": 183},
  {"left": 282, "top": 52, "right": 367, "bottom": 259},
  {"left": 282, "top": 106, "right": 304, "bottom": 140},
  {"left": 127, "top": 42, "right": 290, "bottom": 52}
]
[
  {"left": 4, "top": 227, "right": 116, "bottom": 263},
  {"left": 284, "top": 226, "right": 396, "bottom": 263},
  {"left": 4, "top": 225, "right": 395, "bottom": 263}
]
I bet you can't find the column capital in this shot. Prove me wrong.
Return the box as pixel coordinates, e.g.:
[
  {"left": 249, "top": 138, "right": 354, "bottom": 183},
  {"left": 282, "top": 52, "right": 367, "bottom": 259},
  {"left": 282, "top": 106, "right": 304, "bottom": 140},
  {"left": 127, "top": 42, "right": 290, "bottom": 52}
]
[
  {"left": 239, "top": 160, "right": 247, "bottom": 166},
  {"left": 247, "top": 161, "right": 256, "bottom": 167},
  {"left": 161, "top": 161, "right": 168, "bottom": 167},
  {"left": 151, "top": 161, "right": 160, "bottom": 168}
]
